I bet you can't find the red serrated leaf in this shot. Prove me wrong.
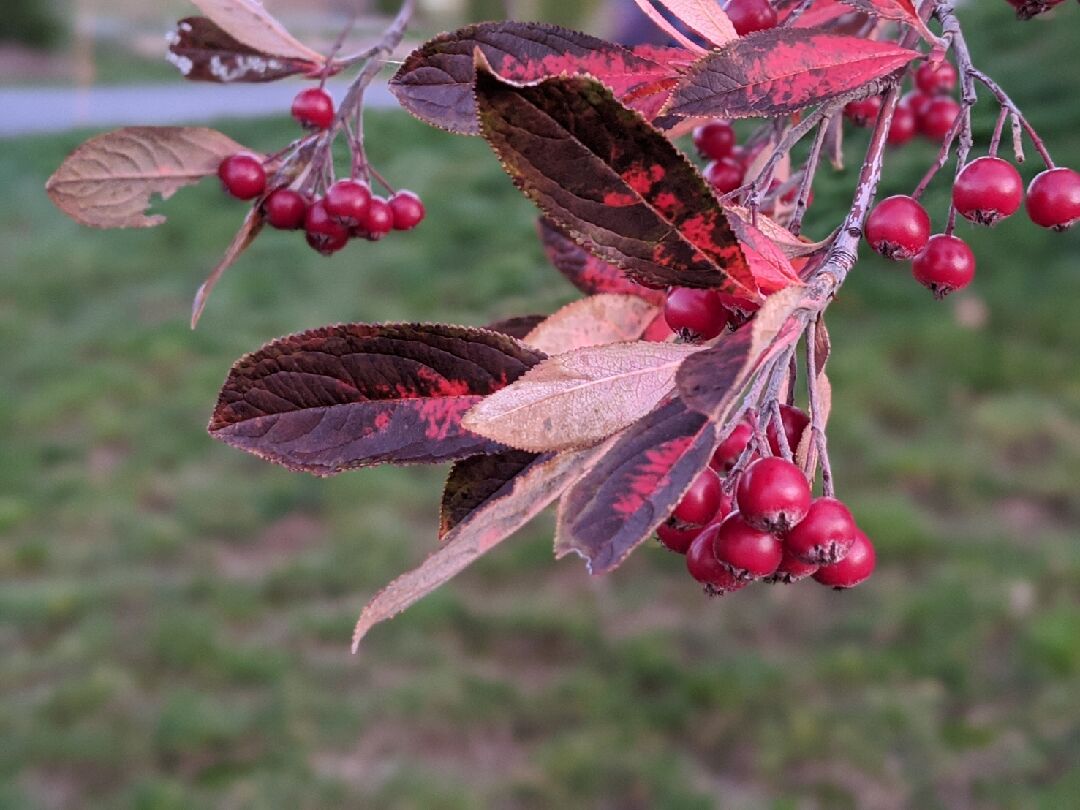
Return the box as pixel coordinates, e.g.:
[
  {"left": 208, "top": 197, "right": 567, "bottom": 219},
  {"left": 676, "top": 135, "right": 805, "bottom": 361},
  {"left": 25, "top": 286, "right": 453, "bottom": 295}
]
[
  {"left": 664, "top": 28, "right": 919, "bottom": 119},
  {"left": 389, "top": 22, "right": 690, "bottom": 135},
  {"left": 167, "top": 17, "right": 322, "bottom": 83},
  {"left": 440, "top": 450, "right": 540, "bottom": 538},
  {"left": 209, "top": 324, "right": 545, "bottom": 475},
  {"left": 476, "top": 67, "right": 757, "bottom": 296},
  {"left": 838, "top": 0, "right": 941, "bottom": 47}
]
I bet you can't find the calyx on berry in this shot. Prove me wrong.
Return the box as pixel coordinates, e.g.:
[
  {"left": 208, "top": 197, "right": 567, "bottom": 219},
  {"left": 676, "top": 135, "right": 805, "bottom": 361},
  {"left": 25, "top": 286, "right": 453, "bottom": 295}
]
[
  {"left": 782, "top": 497, "right": 858, "bottom": 565},
  {"left": 735, "top": 457, "right": 812, "bottom": 534},
  {"left": 711, "top": 512, "right": 783, "bottom": 579},
  {"left": 812, "top": 530, "right": 876, "bottom": 589},
  {"left": 664, "top": 288, "right": 729, "bottom": 341}
]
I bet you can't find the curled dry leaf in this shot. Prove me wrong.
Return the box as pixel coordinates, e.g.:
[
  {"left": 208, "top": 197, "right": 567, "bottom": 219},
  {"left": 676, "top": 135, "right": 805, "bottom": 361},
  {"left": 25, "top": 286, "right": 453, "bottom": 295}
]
[
  {"left": 191, "top": 207, "right": 265, "bottom": 328},
  {"left": 168, "top": 17, "right": 323, "bottom": 83},
  {"left": 650, "top": 0, "right": 738, "bottom": 48},
  {"left": 46, "top": 126, "right": 248, "bottom": 229},
  {"left": 723, "top": 204, "right": 832, "bottom": 259},
  {"left": 189, "top": 0, "right": 325, "bottom": 63},
  {"left": 463, "top": 342, "right": 703, "bottom": 453},
  {"left": 523, "top": 294, "right": 659, "bottom": 355}
]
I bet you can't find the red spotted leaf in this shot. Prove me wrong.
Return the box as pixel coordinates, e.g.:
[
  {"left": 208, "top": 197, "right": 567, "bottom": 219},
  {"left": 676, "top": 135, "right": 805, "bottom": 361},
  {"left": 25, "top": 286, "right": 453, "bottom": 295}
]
[
  {"left": 389, "top": 22, "right": 689, "bottom": 135},
  {"left": 664, "top": 28, "right": 919, "bottom": 119},
  {"left": 838, "top": 0, "right": 941, "bottom": 47},
  {"left": 440, "top": 450, "right": 540, "bottom": 538},
  {"left": 209, "top": 324, "right": 545, "bottom": 475},
  {"left": 476, "top": 66, "right": 757, "bottom": 297},
  {"left": 167, "top": 17, "right": 324, "bottom": 83}
]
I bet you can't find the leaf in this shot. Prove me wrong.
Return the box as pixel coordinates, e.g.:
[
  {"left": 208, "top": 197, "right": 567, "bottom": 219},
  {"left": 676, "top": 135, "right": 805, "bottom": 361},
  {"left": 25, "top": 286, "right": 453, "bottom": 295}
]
[
  {"left": 389, "top": 22, "right": 688, "bottom": 135},
  {"left": 209, "top": 324, "right": 545, "bottom": 475},
  {"left": 537, "top": 218, "right": 665, "bottom": 303},
  {"left": 463, "top": 342, "right": 702, "bottom": 453},
  {"left": 723, "top": 204, "right": 832, "bottom": 259},
  {"left": 189, "top": 0, "right": 325, "bottom": 63},
  {"left": 664, "top": 29, "right": 919, "bottom": 119},
  {"left": 523, "top": 295, "right": 659, "bottom": 355},
  {"left": 440, "top": 450, "right": 540, "bottom": 538},
  {"left": 167, "top": 17, "right": 321, "bottom": 83},
  {"left": 724, "top": 216, "right": 803, "bottom": 294},
  {"left": 191, "top": 207, "right": 265, "bottom": 328},
  {"left": 352, "top": 445, "right": 603, "bottom": 649},
  {"left": 46, "top": 127, "right": 248, "bottom": 229},
  {"left": 555, "top": 398, "right": 717, "bottom": 574},
  {"left": 651, "top": 0, "right": 738, "bottom": 47},
  {"left": 485, "top": 315, "right": 547, "bottom": 340},
  {"left": 475, "top": 66, "right": 757, "bottom": 297},
  {"left": 780, "top": 0, "right": 858, "bottom": 28},
  {"left": 838, "top": 0, "right": 942, "bottom": 47}
]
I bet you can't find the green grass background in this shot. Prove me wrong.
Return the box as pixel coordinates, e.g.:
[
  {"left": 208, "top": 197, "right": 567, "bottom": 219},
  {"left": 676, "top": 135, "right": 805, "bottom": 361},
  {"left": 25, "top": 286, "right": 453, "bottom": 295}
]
[{"left": 3, "top": 4, "right": 1080, "bottom": 808}]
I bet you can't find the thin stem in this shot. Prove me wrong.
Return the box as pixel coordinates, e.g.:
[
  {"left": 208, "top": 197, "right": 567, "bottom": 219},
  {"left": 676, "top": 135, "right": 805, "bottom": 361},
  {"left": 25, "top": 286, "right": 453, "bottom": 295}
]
[
  {"left": 805, "top": 317, "right": 833, "bottom": 495},
  {"left": 790, "top": 117, "right": 831, "bottom": 236},
  {"left": 988, "top": 105, "right": 1008, "bottom": 157}
]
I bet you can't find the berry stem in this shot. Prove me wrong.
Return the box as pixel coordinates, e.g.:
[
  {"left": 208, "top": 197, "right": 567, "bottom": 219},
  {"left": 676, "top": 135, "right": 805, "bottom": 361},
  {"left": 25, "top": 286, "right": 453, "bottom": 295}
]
[
  {"left": 789, "top": 117, "right": 831, "bottom": 236},
  {"left": 988, "top": 106, "right": 1008, "bottom": 158}
]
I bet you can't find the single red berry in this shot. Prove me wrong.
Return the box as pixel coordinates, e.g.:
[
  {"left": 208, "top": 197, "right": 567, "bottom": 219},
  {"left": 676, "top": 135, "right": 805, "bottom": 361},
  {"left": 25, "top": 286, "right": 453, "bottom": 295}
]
[
  {"left": 767, "top": 404, "right": 810, "bottom": 456},
  {"left": 673, "top": 467, "right": 724, "bottom": 526},
  {"left": 389, "top": 190, "right": 426, "bottom": 231},
  {"left": 1025, "top": 167, "right": 1080, "bottom": 231},
  {"left": 686, "top": 526, "right": 730, "bottom": 585},
  {"left": 218, "top": 153, "right": 266, "bottom": 200},
  {"left": 912, "top": 234, "right": 976, "bottom": 298},
  {"left": 844, "top": 96, "right": 882, "bottom": 127},
  {"left": 887, "top": 104, "right": 918, "bottom": 146},
  {"left": 711, "top": 419, "right": 754, "bottom": 472},
  {"left": 901, "top": 90, "right": 932, "bottom": 123},
  {"left": 263, "top": 188, "right": 308, "bottom": 230},
  {"left": 731, "top": 143, "right": 764, "bottom": 169},
  {"left": 361, "top": 196, "right": 395, "bottom": 239},
  {"left": 865, "top": 195, "right": 932, "bottom": 261},
  {"left": 920, "top": 97, "right": 961, "bottom": 141},
  {"left": 736, "top": 457, "right": 812, "bottom": 533},
  {"left": 953, "top": 156, "right": 1024, "bottom": 226},
  {"left": 704, "top": 157, "right": 746, "bottom": 194},
  {"left": 725, "top": 0, "right": 779, "bottom": 36},
  {"left": 658, "top": 520, "right": 702, "bottom": 555},
  {"left": 693, "top": 121, "right": 736, "bottom": 160},
  {"left": 782, "top": 497, "right": 858, "bottom": 565},
  {"left": 915, "top": 61, "right": 958, "bottom": 96},
  {"left": 304, "top": 198, "right": 350, "bottom": 255},
  {"left": 813, "top": 530, "right": 876, "bottom": 589},
  {"left": 324, "top": 179, "right": 372, "bottom": 228},
  {"left": 764, "top": 550, "right": 819, "bottom": 584},
  {"left": 712, "top": 512, "right": 783, "bottom": 579},
  {"left": 291, "top": 87, "right": 335, "bottom": 130},
  {"left": 664, "top": 288, "right": 729, "bottom": 341}
]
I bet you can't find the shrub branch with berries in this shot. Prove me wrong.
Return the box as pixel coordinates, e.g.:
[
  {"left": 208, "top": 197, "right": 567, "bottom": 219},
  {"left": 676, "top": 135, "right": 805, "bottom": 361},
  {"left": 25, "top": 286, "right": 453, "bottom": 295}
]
[{"left": 45, "top": 0, "right": 1080, "bottom": 651}]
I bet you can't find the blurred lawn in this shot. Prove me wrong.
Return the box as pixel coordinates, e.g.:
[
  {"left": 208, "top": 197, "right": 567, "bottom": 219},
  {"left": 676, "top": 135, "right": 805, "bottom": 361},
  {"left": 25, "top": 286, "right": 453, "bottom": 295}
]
[{"left": 3, "top": 4, "right": 1080, "bottom": 809}]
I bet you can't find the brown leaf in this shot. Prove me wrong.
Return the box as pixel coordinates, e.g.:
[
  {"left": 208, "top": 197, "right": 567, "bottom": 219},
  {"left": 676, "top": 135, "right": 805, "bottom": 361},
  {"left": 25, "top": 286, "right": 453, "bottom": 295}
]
[
  {"left": 46, "top": 127, "right": 248, "bottom": 229},
  {"left": 485, "top": 315, "right": 547, "bottom": 340},
  {"left": 440, "top": 450, "right": 540, "bottom": 539},
  {"left": 523, "top": 295, "right": 659, "bottom": 355},
  {"left": 191, "top": 207, "right": 265, "bottom": 328},
  {"left": 167, "top": 17, "right": 321, "bottom": 83},
  {"left": 189, "top": 0, "right": 325, "bottom": 63},
  {"left": 463, "top": 342, "right": 702, "bottom": 453}
]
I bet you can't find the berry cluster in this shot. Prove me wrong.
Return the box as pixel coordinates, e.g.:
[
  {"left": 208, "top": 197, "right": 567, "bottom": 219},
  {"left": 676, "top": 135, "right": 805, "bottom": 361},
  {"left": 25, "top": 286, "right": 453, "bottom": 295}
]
[
  {"left": 658, "top": 404, "right": 876, "bottom": 594},
  {"left": 845, "top": 60, "right": 962, "bottom": 146},
  {"left": 217, "top": 86, "right": 426, "bottom": 256},
  {"left": 723, "top": 0, "right": 778, "bottom": 36}
]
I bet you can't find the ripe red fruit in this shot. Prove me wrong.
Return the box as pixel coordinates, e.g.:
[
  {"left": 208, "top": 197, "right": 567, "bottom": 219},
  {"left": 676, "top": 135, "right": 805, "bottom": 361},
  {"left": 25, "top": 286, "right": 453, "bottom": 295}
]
[
  {"left": 658, "top": 520, "right": 701, "bottom": 555},
  {"left": 263, "top": 188, "right": 308, "bottom": 230},
  {"left": 304, "top": 199, "right": 350, "bottom": 255},
  {"left": 887, "top": 104, "right": 917, "bottom": 146},
  {"left": 693, "top": 121, "right": 736, "bottom": 160},
  {"left": 901, "top": 90, "right": 932, "bottom": 123},
  {"left": 218, "top": 153, "right": 266, "bottom": 200},
  {"left": 291, "top": 87, "right": 335, "bottom": 130},
  {"left": 767, "top": 404, "right": 810, "bottom": 456},
  {"left": 725, "top": 0, "right": 779, "bottom": 36},
  {"left": 711, "top": 420, "right": 754, "bottom": 471},
  {"left": 915, "top": 61, "right": 958, "bottom": 96},
  {"left": 664, "top": 288, "right": 729, "bottom": 341},
  {"left": 912, "top": 234, "right": 976, "bottom": 298},
  {"left": 686, "top": 527, "right": 730, "bottom": 585},
  {"left": 736, "top": 457, "right": 812, "bottom": 533},
  {"left": 782, "top": 497, "right": 858, "bottom": 565},
  {"left": 1025, "top": 167, "right": 1080, "bottom": 231},
  {"left": 844, "top": 96, "right": 882, "bottom": 127},
  {"left": 919, "top": 97, "right": 961, "bottom": 141},
  {"left": 712, "top": 512, "right": 783, "bottom": 579},
  {"left": 362, "top": 196, "right": 395, "bottom": 239},
  {"left": 865, "top": 195, "right": 932, "bottom": 260},
  {"left": 813, "top": 530, "right": 876, "bottom": 589},
  {"left": 764, "top": 550, "right": 819, "bottom": 584},
  {"left": 324, "top": 179, "right": 372, "bottom": 228},
  {"left": 673, "top": 467, "right": 725, "bottom": 526},
  {"left": 703, "top": 157, "right": 746, "bottom": 194},
  {"left": 389, "top": 190, "right": 426, "bottom": 231},
  {"left": 953, "top": 156, "right": 1024, "bottom": 226}
]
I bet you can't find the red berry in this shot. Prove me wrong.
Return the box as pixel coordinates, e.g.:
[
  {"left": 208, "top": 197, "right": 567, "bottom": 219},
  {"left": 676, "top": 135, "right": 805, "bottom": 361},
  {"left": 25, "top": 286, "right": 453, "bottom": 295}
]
[
  {"left": 731, "top": 143, "right": 764, "bottom": 169},
  {"left": 1025, "top": 167, "right": 1080, "bottom": 231},
  {"left": 813, "top": 530, "right": 876, "bottom": 589},
  {"left": 912, "top": 234, "right": 976, "bottom": 298},
  {"left": 782, "top": 497, "right": 858, "bottom": 565},
  {"left": 767, "top": 404, "right": 810, "bottom": 456},
  {"left": 953, "top": 156, "right": 1024, "bottom": 226},
  {"left": 304, "top": 198, "right": 350, "bottom": 255},
  {"left": 673, "top": 467, "right": 725, "bottom": 526},
  {"left": 686, "top": 526, "right": 730, "bottom": 585},
  {"left": 658, "top": 520, "right": 702, "bottom": 555},
  {"left": 736, "top": 457, "right": 812, "bottom": 533},
  {"left": 844, "top": 96, "right": 882, "bottom": 127},
  {"left": 263, "top": 188, "right": 308, "bottom": 230},
  {"left": 389, "top": 190, "right": 426, "bottom": 231},
  {"left": 361, "top": 196, "right": 395, "bottom": 239},
  {"left": 764, "top": 550, "right": 819, "bottom": 584},
  {"left": 725, "top": 0, "right": 779, "bottom": 36},
  {"left": 901, "top": 90, "right": 932, "bottom": 123},
  {"left": 324, "top": 179, "right": 372, "bottom": 228},
  {"left": 693, "top": 121, "right": 736, "bottom": 160},
  {"left": 915, "top": 61, "right": 958, "bottom": 96},
  {"left": 664, "top": 288, "right": 729, "bottom": 341},
  {"left": 704, "top": 157, "right": 746, "bottom": 194},
  {"left": 712, "top": 512, "right": 783, "bottom": 579},
  {"left": 865, "top": 195, "right": 932, "bottom": 260},
  {"left": 218, "top": 153, "right": 266, "bottom": 200},
  {"left": 291, "top": 87, "right": 335, "bottom": 130},
  {"left": 920, "top": 97, "right": 961, "bottom": 141},
  {"left": 887, "top": 104, "right": 918, "bottom": 146},
  {"left": 711, "top": 419, "right": 754, "bottom": 472}
]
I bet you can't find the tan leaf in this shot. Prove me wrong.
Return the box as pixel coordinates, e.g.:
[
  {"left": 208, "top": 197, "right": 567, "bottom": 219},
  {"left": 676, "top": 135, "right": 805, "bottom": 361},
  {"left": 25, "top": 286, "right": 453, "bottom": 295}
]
[
  {"left": 654, "top": 0, "right": 737, "bottom": 47},
  {"left": 524, "top": 294, "right": 659, "bottom": 355},
  {"left": 190, "top": 0, "right": 325, "bottom": 62},
  {"left": 191, "top": 207, "right": 265, "bottom": 328},
  {"left": 750, "top": 285, "right": 809, "bottom": 362},
  {"left": 463, "top": 342, "right": 703, "bottom": 453},
  {"left": 46, "top": 127, "right": 249, "bottom": 229}
]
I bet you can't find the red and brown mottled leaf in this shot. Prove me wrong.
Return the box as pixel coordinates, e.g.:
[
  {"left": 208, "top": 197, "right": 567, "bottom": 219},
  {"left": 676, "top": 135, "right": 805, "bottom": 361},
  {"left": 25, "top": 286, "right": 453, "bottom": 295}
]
[
  {"left": 167, "top": 17, "right": 324, "bottom": 83},
  {"left": 476, "top": 67, "right": 757, "bottom": 297},
  {"left": 189, "top": 0, "right": 325, "bottom": 63},
  {"left": 723, "top": 205, "right": 832, "bottom": 260},
  {"left": 838, "top": 0, "right": 941, "bottom": 47},
  {"left": 209, "top": 324, "right": 545, "bottom": 475},
  {"left": 555, "top": 398, "right": 717, "bottom": 574},
  {"left": 523, "top": 295, "right": 659, "bottom": 355},
  {"left": 485, "top": 314, "right": 547, "bottom": 340},
  {"left": 389, "top": 22, "right": 689, "bottom": 135},
  {"left": 440, "top": 450, "right": 540, "bottom": 538},
  {"left": 191, "top": 206, "right": 265, "bottom": 328},
  {"left": 664, "top": 29, "right": 919, "bottom": 119}
]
